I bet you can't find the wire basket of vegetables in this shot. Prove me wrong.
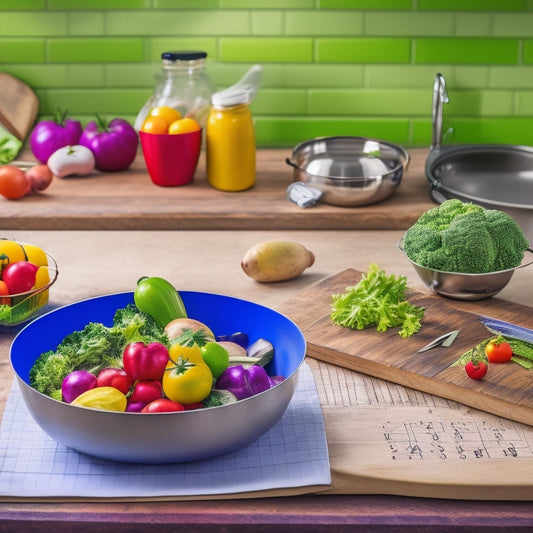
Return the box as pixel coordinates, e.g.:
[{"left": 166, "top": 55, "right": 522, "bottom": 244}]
[{"left": 0, "top": 249, "right": 58, "bottom": 326}]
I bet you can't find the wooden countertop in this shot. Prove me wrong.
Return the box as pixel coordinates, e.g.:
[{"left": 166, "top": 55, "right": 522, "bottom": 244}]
[
  {"left": 1, "top": 229, "right": 533, "bottom": 531},
  {"left": 1, "top": 148, "right": 436, "bottom": 231}
]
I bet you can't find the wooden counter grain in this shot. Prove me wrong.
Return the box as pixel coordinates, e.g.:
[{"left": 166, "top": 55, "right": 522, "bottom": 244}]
[{"left": 1, "top": 148, "right": 435, "bottom": 231}]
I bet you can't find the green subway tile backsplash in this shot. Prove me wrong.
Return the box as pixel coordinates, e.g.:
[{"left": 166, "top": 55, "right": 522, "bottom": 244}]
[
  {"left": 47, "top": 38, "right": 144, "bottom": 63},
  {"left": 3, "top": 4, "right": 533, "bottom": 148},
  {"left": 415, "top": 38, "right": 519, "bottom": 65},
  {"left": 220, "top": 38, "right": 313, "bottom": 62},
  {"left": 317, "top": 38, "right": 410, "bottom": 63},
  {"left": 418, "top": 0, "right": 526, "bottom": 10}
]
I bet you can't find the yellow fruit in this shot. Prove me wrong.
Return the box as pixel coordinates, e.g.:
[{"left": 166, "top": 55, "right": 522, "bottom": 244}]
[
  {"left": 22, "top": 243, "right": 48, "bottom": 266},
  {"left": 34, "top": 266, "right": 51, "bottom": 306},
  {"left": 0, "top": 239, "right": 26, "bottom": 266},
  {"left": 168, "top": 117, "right": 201, "bottom": 135},
  {"left": 141, "top": 115, "right": 168, "bottom": 134},
  {"left": 149, "top": 106, "right": 182, "bottom": 127},
  {"left": 241, "top": 240, "right": 315, "bottom": 283}
]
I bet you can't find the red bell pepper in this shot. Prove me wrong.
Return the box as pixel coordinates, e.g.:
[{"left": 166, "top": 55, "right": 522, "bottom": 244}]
[{"left": 123, "top": 341, "right": 169, "bottom": 382}]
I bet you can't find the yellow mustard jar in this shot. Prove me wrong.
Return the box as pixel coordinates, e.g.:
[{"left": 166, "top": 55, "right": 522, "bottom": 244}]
[
  {"left": 206, "top": 65, "right": 263, "bottom": 192},
  {"left": 206, "top": 102, "right": 255, "bottom": 191}
]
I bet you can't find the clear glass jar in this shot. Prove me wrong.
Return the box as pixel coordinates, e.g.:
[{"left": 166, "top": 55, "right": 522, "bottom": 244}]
[{"left": 134, "top": 50, "right": 214, "bottom": 131}]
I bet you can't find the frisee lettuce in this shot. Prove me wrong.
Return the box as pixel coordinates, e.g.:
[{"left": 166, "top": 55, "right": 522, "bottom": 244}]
[{"left": 330, "top": 263, "right": 425, "bottom": 338}]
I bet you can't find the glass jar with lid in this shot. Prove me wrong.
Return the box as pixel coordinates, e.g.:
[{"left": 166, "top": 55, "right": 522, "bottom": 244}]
[{"left": 135, "top": 50, "right": 215, "bottom": 131}]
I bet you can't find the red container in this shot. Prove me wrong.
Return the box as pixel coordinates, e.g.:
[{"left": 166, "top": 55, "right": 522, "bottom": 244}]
[{"left": 140, "top": 129, "right": 202, "bottom": 187}]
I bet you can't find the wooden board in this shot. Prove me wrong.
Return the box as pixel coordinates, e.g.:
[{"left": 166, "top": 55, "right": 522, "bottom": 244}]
[
  {"left": 1, "top": 148, "right": 436, "bottom": 231},
  {"left": 0, "top": 72, "right": 39, "bottom": 141},
  {"left": 278, "top": 268, "right": 533, "bottom": 427}
]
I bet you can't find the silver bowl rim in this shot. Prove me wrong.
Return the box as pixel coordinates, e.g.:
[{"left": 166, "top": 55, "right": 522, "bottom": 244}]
[
  {"left": 288, "top": 135, "right": 410, "bottom": 182},
  {"left": 397, "top": 235, "right": 533, "bottom": 276},
  {"left": 10, "top": 289, "right": 307, "bottom": 416}
]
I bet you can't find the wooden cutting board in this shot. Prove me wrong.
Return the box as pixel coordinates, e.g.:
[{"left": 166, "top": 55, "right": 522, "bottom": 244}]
[
  {"left": 0, "top": 72, "right": 39, "bottom": 141},
  {"left": 278, "top": 269, "right": 533, "bottom": 427}
]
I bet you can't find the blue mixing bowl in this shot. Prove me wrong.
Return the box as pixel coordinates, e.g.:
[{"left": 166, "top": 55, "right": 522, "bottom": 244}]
[{"left": 10, "top": 291, "right": 306, "bottom": 463}]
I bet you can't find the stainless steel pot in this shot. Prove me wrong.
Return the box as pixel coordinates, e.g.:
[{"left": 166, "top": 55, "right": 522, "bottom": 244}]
[{"left": 286, "top": 136, "right": 409, "bottom": 207}]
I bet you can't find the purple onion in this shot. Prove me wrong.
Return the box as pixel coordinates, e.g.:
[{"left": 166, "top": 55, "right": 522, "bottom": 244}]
[
  {"left": 215, "top": 364, "right": 271, "bottom": 400},
  {"left": 126, "top": 401, "right": 146, "bottom": 413},
  {"left": 61, "top": 370, "right": 97, "bottom": 403},
  {"left": 268, "top": 376, "right": 285, "bottom": 387}
]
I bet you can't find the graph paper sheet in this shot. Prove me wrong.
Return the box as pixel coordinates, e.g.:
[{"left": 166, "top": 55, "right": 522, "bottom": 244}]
[{"left": 0, "top": 363, "right": 330, "bottom": 500}]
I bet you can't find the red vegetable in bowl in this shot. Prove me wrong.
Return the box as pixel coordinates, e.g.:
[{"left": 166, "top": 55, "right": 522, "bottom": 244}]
[
  {"left": 128, "top": 380, "right": 163, "bottom": 405},
  {"left": 61, "top": 370, "right": 97, "bottom": 403},
  {"left": 2, "top": 261, "right": 39, "bottom": 294},
  {"left": 123, "top": 341, "right": 169, "bottom": 382},
  {"left": 141, "top": 398, "right": 185, "bottom": 413},
  {"left": 30, "top": 109, "right": 82, "bottom": 164},
  {"left": 79, "top": 116, "right": 138, "bottom": 172},
  {"left": 215, "top": 364, "right": 271, "bottom": 400},
  {"left": 97, "top": 367, "right": 133, "bottom": 395}
]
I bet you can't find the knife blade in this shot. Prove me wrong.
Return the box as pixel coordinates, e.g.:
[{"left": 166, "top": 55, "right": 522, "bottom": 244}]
[
  {"left": 479, "top": 316, "right": 533, "bottom": 343},
  {"left": 417, "top": 329, "right": 460, "bottom": 353}
]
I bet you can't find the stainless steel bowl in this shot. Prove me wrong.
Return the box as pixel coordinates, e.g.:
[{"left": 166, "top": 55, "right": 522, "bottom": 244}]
[
  {"left": 10, "top": 291, "right": 306, "bottom": 464},
  {"left": 286, "top": 136, "right": 409, "bottom": 207},
  {"left": 398, "top": 238, "right": 533, "bottom": 301}
]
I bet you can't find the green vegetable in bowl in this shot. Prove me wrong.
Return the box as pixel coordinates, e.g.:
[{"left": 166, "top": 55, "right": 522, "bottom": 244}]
[
  {"left": 330, "top": 263, "right": 425, "bottom": 338},
  {"left": 403, "top": 199, "right": 529, "bottom": 274},
  {"left": 29, "top": 304, "right": 168, "bottom": 401}
]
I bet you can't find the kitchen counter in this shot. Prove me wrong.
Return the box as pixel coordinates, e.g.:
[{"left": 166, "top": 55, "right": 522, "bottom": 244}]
[
  {"left": 1, "top": 148, "right": 436, "bottom": 230},
  {"left": 1, "top": 229, "right": 532, "bottom": 531}
]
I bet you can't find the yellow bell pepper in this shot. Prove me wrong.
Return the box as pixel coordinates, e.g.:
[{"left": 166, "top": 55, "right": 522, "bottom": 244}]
[{"left": 71, "top": 386, "right": 127, "bottom": 412}]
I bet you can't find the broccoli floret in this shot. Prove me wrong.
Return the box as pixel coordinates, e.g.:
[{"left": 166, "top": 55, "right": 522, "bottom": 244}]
[
  {"left": 110, "top": 304, "right": 168, "bottom": 346},
  {"left": 29, "top": 304, "right": 169, "bottom": 399},
  {"left": 404, "top": 199, "right": 529, "bottom": 273}
]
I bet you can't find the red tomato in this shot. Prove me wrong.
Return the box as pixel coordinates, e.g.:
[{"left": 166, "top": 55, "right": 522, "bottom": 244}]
[
  {"left": 465, "top": 360, "right": 488, "bottom": 380},
  {"left": 0, "top": 280, "right": 10, "bottom": 305},
  {"left": 128, "top": 380, "right": 163, "bottom": 404},
  {"left": 0, "top": 165, "right": 29, "bottom": 199},
  {"left": 2, "top": 261, "right": 39, "bottom": 294},
  {"left": 97, "top": 367, "right": 133, "bottom": 395},
  {"left": 141, "top": 398, "right": 185, "bottom": 413},
  {"left": 485, "top": 339, "right": 512, "bottom": 363},
  {"left": 25, "top": 164, "right": 53, "bottom": 193}
]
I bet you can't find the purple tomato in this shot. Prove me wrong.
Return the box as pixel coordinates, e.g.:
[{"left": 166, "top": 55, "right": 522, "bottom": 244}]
[
  {"left": 79, "top": 116, "right": 138, "bottom": 171},
  {"left": 29, "top": 109, "right": 82, "bottom": 164}
]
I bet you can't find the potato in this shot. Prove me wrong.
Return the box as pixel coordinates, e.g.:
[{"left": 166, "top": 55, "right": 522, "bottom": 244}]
[{"left": 241, "top": 240, "right": 315, "bottom": 283}]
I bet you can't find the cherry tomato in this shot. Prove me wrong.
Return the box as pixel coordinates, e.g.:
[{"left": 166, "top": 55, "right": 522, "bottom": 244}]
[
  {"left": 0, "top": 280, "right": 10, "bottom": 305},
  {"left": 97, "top": 367, "right": 133, "bottom": 395},
  {"left": 128, "top": 380, "right": 163, "bottom": 405},
  {"left": 2, "top": 260, "right": 39, "bottom": 294},
  {"left": 141, "top": 398, "right": 185, "bottom": 413},
  {"left": 465, "top": 360, "right": 488, "bottom": 380},
  {"left": 200, "top": 341, "right": 229, "bottom": 379},
  {"left": 485, "top": 339, "right": 513, "bottom": 363},
  {"left": 0, "top": 165, "right": 29, "bottom": 199},
  {"left": 25, "top": 164, "right": 53, "bottom": 193}
]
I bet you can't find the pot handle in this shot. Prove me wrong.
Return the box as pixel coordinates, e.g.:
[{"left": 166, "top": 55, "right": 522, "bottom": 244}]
[{"left": 285, "top": 158, "right": 299, "bottom": 170}]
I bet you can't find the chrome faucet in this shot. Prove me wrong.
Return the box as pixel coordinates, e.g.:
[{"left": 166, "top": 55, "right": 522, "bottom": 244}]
[{"left": 431, "top": 73, "right": 449, "bottom": 150}]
